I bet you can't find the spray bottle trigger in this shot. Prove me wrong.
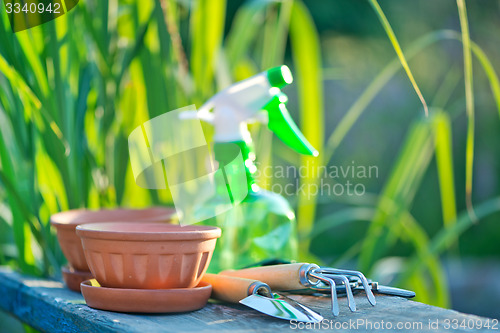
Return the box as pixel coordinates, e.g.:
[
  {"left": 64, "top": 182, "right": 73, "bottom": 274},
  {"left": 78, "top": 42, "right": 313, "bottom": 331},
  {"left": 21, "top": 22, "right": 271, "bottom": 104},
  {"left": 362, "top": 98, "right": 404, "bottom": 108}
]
[{"left": 264, "top": 94, "right": 318, "bottom": 157}]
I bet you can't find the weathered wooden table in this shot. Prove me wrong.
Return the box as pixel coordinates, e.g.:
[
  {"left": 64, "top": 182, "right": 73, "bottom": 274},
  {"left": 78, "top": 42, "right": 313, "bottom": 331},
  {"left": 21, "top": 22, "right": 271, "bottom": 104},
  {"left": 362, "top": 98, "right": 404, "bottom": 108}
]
[{"left": 0, "top": 267, "right": 496, "bottom": 332}]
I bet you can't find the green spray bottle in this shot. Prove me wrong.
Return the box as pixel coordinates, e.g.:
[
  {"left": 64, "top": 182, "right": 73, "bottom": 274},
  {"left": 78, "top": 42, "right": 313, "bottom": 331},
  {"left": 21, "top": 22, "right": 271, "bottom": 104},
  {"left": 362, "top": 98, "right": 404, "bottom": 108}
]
[{"left": 194, "top": 66, "right": 318, "bottom": 272}]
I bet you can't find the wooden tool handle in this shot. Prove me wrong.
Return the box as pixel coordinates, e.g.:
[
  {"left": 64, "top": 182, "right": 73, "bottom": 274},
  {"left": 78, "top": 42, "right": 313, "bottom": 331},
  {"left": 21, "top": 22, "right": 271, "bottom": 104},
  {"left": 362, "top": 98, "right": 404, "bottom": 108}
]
[
  {"left": 221, "top": 263, "right": 314, "bottom": 290},
  {"left": 201, "top": 273, "right": 266, "bottom": 303}
]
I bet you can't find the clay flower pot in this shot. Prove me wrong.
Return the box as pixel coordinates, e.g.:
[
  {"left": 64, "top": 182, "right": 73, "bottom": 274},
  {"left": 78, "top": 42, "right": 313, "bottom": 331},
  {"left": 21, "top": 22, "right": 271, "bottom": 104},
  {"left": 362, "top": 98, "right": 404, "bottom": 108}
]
[
  {"left": 76, "top": 222, "right": 221, "bottom": 289},
  {"left": 51, "top": 207, "right": 176, "bottom": 272},
  {"left": 62, "top": 265, "right": 94, "bottom": 292}
]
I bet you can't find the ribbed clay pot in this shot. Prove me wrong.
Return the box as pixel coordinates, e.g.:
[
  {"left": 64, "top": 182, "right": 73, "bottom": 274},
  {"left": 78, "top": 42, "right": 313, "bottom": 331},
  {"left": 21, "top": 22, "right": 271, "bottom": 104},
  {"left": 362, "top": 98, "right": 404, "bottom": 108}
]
[
  {"left": 76, "top": 222, "right": 221, "bottom": 289},
  {"left": 51, "top": 207, "right": 176, "bottom": 272}
]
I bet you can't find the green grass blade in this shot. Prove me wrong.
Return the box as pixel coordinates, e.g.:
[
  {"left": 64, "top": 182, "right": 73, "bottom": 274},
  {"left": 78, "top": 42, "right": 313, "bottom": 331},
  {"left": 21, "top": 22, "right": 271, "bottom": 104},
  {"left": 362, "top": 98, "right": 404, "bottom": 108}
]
[
  {"left": 469, "top": 41, "right": 500, "bottom": 117},
  {"left": 225, "top": 1, "right": 269, "bottom": 72},
  {"left": 456, "top": 0, "right": 476, "bottom": 221},
  {"left": 0, "top": 128, "right": 29, "bottom": 272},
  {"left": 0, "top": 55, "right": 41, "bottom": 109},
  {"left": 154, "top": 0, "right": 188, "bottom": 110},
  {"left": 14, "top": 30, "right": 50, "bottom": 97},
  {"left": 190, "top": 0, "right": 226, "bottom": 100},
  {"left": 433, "top": 112, "right": 457, "bottom": 233},
  {"left": 260, "top": 1, "right": 292, "bottom": 69},
  {"left": 159, "top": 0, "right": 189, "bottom": 81},
  {"left": 118, "top": 12, "right": 153, "bottom": 86},
  {"left": 190, "top": 0, "right": 204, "bottom": 96},
  {"left": 368, "top": 0, "right": 429, "bottom": 116},
  {"left": 289, "top": 0, "right": 324, "bottom": 255},
  {"left": 431, "top": 66, "right": 462, "bottom": 109},
  {"left": 35, "top": 142, "right": 69, "bottom": 213}
]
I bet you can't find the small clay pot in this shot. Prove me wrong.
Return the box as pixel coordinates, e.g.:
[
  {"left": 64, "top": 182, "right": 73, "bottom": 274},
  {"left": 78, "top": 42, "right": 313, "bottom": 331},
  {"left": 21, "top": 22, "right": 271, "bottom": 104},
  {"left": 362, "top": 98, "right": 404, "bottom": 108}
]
[
  {"left": 76, "top": 222, "right": 221, "bottom": 289},
  {"left": 51, "top": 207, "right": 176, "bottom": 271},
  {"left": 62, "top": 265, "right": 94, "bottom": 292}
]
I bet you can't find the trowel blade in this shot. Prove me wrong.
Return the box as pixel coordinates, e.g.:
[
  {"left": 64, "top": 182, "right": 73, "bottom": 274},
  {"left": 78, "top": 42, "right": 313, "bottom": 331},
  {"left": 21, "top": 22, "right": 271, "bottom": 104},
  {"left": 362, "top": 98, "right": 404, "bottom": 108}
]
[{"left": 240, "top": 294, "right": 323, "bottom": 323}]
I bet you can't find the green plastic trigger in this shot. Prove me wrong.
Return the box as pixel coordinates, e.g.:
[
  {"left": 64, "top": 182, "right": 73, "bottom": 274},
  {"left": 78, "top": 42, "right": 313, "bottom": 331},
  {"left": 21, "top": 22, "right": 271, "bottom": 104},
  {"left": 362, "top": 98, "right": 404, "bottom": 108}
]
[{"left": 264, "top": 93, "right": 319, "bottom": 156}]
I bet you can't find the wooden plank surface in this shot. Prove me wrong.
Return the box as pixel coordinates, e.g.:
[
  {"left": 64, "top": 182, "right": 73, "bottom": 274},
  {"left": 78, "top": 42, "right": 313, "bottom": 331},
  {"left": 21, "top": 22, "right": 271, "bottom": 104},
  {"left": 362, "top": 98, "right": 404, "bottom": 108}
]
[{"left": 0, "top": 267, "right": 497, "bottom": 333}]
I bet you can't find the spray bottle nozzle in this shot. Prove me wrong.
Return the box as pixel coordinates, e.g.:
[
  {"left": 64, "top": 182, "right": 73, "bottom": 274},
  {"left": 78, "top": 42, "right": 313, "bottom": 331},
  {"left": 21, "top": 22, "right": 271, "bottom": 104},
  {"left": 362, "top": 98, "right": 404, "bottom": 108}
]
[
  {"left": 185, "top": 65, "right": 318, "bottom": 157},
  {"left": 267, "top": 66, "right": 294, "bottom": 89},
  {"left": 264, "top": 93, "right": 319, "bottom": 157}
]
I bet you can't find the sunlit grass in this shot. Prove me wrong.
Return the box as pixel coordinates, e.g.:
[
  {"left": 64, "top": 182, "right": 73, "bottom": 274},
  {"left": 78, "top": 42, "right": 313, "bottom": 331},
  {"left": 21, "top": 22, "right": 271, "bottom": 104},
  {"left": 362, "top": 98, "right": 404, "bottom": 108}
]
[
  {"left": 456, "top": 0, "right": 476, "bottom": 222},
  {"left": 0, "top": 0, "right": 499, "bottom": 310},
  {"left": 368, "top": 0, "right": 429, "bottom": 116}
]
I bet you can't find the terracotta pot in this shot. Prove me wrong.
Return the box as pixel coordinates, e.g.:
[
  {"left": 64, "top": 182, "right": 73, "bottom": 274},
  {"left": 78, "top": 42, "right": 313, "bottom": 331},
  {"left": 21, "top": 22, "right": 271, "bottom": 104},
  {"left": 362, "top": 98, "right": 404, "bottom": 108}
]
[
  {"left": 62, "top": 265, "right": 94, "bottom": 292},
  {"left": 51, "top": 207, "right": 176, "bottom": 271},
  {"left": 76, "top": 222, "right": 221, "bottom": 289}
]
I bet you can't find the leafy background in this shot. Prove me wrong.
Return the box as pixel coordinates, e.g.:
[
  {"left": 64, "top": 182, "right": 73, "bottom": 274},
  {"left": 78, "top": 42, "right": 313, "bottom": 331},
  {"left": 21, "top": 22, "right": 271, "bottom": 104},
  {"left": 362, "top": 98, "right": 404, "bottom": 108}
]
[{"left": 0, "top": 0, "right": 499, "bottom": 329}]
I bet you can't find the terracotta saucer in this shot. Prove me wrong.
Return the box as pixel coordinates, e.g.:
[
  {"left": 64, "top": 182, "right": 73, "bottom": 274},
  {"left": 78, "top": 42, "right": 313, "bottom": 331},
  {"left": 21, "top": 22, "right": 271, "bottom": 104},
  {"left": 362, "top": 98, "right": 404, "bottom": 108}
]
[
  {"left": 80, "top": 279, "right": 212, "bottom": 313},
  {"left": 62, "top": 266, "right": 94, "bottom": 292}
]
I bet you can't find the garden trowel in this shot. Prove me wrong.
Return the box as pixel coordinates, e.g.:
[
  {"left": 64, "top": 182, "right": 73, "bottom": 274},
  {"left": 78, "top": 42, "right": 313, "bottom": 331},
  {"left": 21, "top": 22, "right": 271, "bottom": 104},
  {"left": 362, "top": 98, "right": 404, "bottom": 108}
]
[{"left": 201, "top": 273, "right": 323, "bottom": 323}]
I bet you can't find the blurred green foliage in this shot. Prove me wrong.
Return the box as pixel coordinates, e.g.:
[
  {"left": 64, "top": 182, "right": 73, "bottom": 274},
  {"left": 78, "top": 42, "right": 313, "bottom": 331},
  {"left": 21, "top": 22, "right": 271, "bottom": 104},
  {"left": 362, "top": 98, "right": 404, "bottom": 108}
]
[{"left": 0, "top": 0, "right": 499, "bottom": 310}]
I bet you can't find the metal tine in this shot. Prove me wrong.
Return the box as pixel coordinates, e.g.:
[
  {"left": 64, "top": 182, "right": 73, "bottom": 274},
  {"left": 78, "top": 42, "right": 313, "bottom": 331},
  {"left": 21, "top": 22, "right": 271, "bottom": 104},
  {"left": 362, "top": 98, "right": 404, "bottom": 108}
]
[
  {"left": 320, "top": 268, "right": 376, "bottom": 306},
  {"left": 324, "top": 274, "right": 356, "bottom": 312},
  {"left": 309, "top": 271, "right": 339, "bottom": 317}
]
